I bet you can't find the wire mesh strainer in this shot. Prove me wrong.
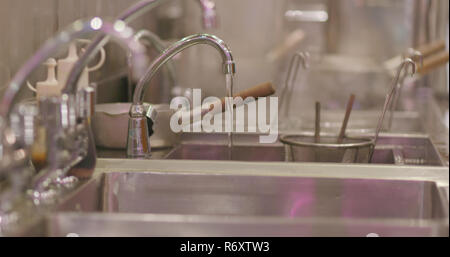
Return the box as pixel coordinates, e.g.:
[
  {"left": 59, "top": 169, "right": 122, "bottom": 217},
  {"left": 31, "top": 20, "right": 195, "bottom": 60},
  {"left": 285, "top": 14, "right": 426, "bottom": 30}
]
[{"left": 280, "top": 134, "right": 375, "bottom": 163}]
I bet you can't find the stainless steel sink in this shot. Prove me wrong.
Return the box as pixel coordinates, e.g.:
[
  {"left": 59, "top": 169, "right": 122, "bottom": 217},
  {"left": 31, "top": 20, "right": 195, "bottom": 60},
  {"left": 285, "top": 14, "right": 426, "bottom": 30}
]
[
  {"left": 38, "top": 171, "right": 448, "bottom": 237},
  {"left": 100, "top": 172, "right": 446, "bottom": 219},
  {"left": 164, "top": 133, "right": 444, "bottom": 166},
  {"left": 24, "top": 130, "right": 447, "bottom": 237}
]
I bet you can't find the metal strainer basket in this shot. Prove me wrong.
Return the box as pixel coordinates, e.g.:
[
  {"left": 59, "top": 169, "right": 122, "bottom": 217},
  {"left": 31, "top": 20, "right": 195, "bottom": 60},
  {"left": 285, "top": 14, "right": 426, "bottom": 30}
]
[{"left": 280, "top": 134, "right": 375, "bottom": 163}]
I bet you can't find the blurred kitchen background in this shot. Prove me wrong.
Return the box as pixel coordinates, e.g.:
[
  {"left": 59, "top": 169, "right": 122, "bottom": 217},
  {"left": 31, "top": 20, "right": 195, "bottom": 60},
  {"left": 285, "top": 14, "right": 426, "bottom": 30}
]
[{"left": 0, "top": 0, "right": 448, "bottom": 139}]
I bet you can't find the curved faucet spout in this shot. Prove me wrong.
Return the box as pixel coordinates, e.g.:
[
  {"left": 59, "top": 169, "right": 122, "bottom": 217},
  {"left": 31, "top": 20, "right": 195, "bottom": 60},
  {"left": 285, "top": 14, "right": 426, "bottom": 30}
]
[{"left": 133, "top": 34, "right": 235, "bottom": 105}]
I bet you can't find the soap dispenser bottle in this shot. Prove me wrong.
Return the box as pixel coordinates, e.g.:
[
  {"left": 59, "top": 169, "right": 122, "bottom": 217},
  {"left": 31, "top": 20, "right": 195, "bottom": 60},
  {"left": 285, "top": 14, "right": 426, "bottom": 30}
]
[
  {"left": 57, "top": 43, "right": 90, "bottom": 90},
  {"left": 35, "top": 58, "right": 60, "bottom": 99},
  {"left": 57, "top": 41, "right": 105, "bottom": 91},
  {"left": 28, "top": 58, "right": 59, "bottom": 173}
]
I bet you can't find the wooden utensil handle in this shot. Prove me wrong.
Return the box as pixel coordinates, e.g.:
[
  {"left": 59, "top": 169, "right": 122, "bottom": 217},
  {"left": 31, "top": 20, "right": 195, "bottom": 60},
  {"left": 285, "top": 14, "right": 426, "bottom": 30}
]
[
  {"left": 418, "top": 51, "right": 449, "bottom": 75},
  {"left": 315, "top": 102, "right": 321, "bottom": 143},
  {"left": 180, "top": 82, "right": 276, "bottom": 123},
  {"left": 416, "top": 40, "right": 446, "bottom": 58},
  {"left": 337, "top": 94, "right": 356, "bottom": 144},
  {"left": 219, "top": 82, "right": 276, "bottom": 111}
]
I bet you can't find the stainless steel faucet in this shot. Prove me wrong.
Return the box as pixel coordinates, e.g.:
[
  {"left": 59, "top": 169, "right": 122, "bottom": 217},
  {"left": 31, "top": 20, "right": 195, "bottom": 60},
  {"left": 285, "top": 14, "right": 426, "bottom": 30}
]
[
  {"left": 0, "top": 18, "right": 149, "bottom": 205},
  {"left": 63, "top": 0, "right": 218, "bottom": 98},
  {"left": 127, "top": 34, "right": 235, "bottom": 158}
]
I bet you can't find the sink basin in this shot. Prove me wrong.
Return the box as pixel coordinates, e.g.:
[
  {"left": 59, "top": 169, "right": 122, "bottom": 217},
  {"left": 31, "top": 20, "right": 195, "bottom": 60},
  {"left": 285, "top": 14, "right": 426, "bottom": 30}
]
[
  {"left": 164, "top": 133, "right": 444, "bottom": 166},
  {"left": 94, "top": 130, "right": 445, "bottom": 167},
  {"left": 39, "top": 171, "right": 448, "bottom": 236},
  {"left": 100, "top": 172, "right": 447, "bottom": 219},
  {"left": 42, "top": 172, "right": 449, "bottom": 237}
]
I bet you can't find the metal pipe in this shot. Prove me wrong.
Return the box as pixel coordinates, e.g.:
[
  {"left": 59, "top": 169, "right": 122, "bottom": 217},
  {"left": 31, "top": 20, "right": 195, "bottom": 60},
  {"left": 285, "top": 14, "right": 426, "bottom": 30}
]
[
  {"left": 370, "top": 58, "right": 416, "bottom": 162},
  {"left": 279, "top": 52, "right": 309, "bottom": 118},
  {"left": 387, "top": 50, "right": 424, "bottom": 130}
]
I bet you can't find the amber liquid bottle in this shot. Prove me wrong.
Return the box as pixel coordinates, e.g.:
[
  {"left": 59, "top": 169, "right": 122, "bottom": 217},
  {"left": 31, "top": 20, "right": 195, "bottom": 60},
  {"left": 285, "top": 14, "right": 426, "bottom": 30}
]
[{"left": 31, "top": 126, "right": 47, "bottom": 173}]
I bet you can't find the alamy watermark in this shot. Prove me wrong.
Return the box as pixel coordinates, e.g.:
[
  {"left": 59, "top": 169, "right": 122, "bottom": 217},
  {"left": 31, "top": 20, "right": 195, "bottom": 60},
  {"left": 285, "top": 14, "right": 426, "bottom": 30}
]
[{"left": 169, "top": 89, "right": 279, "bottom": 144}]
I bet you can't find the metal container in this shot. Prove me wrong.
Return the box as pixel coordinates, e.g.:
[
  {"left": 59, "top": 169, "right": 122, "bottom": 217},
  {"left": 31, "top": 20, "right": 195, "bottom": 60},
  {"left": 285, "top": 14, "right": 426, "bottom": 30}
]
[{"left": 280, "top": 133, "right": 375, "bottom": 163}]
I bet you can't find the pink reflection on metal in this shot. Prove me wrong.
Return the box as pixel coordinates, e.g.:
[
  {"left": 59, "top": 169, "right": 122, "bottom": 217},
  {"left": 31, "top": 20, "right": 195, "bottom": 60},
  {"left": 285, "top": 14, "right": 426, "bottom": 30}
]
[{"left": 288, "top": 179, "right": 316, "bottom": 218}]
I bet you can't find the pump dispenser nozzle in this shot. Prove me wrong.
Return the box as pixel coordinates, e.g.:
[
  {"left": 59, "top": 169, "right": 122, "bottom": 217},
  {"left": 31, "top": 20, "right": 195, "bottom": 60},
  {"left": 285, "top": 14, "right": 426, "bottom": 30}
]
[{"left": 35, "top": 58, "right": 60, "bottom": 99}]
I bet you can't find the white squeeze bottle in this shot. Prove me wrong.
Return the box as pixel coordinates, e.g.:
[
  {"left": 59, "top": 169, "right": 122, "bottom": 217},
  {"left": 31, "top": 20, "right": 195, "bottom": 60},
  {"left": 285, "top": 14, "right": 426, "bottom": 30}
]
[
  {"left": 35, "top": 58, "right": 60, "bottom": 99},
  {"left": 57, "top": 42, "right": 90, "bottom": 90},
  {"left": 31, "top": 58, "right": 59, "bottom": 172}
]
